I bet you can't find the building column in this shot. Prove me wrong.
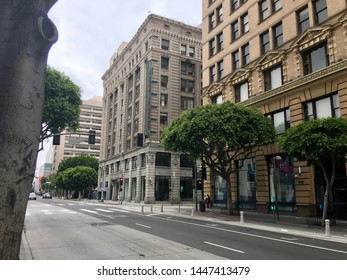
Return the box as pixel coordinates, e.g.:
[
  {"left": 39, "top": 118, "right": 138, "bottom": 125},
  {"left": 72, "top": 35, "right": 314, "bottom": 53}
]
[
  {"left": 144, "top": 152, "right": 155, "bottom": 203},
  {"left": 171, "top": 154, "right": 181, "bottom": 204}
]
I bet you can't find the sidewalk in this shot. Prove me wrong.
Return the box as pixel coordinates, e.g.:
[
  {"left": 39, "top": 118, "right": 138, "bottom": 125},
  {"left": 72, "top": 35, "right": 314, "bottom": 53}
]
[{"left": 99, "top": 200, "right": 347, "bottom": 244}]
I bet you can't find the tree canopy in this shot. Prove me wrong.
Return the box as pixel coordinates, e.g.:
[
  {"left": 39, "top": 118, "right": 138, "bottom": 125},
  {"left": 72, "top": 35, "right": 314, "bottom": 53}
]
[
  {"left": 40, "top": 66, "right": 82, "bottom": 149},
  {"left": 57, "top": 154, "right": 99, "bottom": 173},
  {"left": 161, "top": 102, "right": 276, "bottom": 214},
  {"left": 279, "top": 117, "right": 347, "bottom": 224}
]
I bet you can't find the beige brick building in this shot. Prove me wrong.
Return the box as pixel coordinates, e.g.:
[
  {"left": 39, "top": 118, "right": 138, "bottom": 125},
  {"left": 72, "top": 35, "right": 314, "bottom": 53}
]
[
  {"left": 52, "top": 96, "right": 102, "bottom": 172},
  {"left": 202, "top": 0, "right": 347, "bottom": 217},
  {"left": 99, "top": 14, "right": 202, "bottom": 203}
]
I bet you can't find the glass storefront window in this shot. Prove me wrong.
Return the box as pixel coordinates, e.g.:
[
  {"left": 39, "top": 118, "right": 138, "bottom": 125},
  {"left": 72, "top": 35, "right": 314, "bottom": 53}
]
[
  {"left": 213, "top": 175, "right": 227, "bottom": 208},
  {"left": 238, "top": 158, "right": 256, "bottom": 209},
  {"left": 268, "top": 154, "right": 296, "bottom": 212}
]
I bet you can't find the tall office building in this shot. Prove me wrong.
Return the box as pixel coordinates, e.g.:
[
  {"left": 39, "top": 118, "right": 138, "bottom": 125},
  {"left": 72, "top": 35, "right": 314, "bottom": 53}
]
[
  {"left": 98, "top": 14, "right": 202, "bottom": 203},
  {"left": 52, "top": 96, "right": 103, "bottom": 172},
  {"left": 202, "top": 0, "right": 347, "bottom": 217}
]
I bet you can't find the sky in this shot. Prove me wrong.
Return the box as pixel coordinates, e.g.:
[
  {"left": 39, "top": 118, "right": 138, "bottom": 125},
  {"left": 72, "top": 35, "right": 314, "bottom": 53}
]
[{"left": 36, "top": 0, "right": 203, "bottom": 172}]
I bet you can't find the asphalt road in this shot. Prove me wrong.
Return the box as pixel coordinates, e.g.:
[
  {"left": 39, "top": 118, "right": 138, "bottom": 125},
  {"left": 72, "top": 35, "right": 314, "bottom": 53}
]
[{"left": 23, "top": 198, "right": 347, "bottom": 260}]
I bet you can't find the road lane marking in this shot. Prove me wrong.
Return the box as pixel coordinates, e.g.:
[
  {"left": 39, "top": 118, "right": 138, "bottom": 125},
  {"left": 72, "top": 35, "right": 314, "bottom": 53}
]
[
  {"left": 135, "top": 223, "right": 152, "bottom": 229},
  {"left": 96, "top": 208, "right": 113, "bottom": 213},
  {"left": 281, "top": 237, "right": 299, "bottom": 241},
  {"left": 80, "top": 209, "right": 97, "bottom": 214},
  {"left": 204, "top": 241, "right": 245, "bottom": 254},
  {"left": 107, "top": 208, "right": 130, "bottom": 213},
  {"left": 152, "top": 216, "right": 347, "bottom": 254}
]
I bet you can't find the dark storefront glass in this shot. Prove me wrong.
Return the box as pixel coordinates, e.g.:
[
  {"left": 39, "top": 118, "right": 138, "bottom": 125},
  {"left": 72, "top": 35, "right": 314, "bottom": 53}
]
[
  {"left": 213, "top": 175, "right": 227, "bottom": 208},
  {"left": 238, "top": 158, "right": 256, "bottom": 209},
  {"left": 268, "top": 154, "right": 296, "bottom": 212}
]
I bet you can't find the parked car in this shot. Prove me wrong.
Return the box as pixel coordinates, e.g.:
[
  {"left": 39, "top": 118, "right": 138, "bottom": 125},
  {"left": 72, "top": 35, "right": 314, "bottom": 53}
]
[
  {"left": 42, "top": 192, "right": 52, "bottom": 199},
  {"left": 28, "top": 192, "right": 36, "bottom": 200}
]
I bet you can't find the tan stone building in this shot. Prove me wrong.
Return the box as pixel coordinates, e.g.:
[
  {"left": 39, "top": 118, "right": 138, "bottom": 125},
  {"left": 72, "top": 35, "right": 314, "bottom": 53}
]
[
  {"left": 52, "top": 96, "right": 103, "bottom": 172},
  {"left": 202, "top": 0, "right": 347, "bottom": 217},
  {"left": 99, "top": 14, "right": 202, "bottom": 203}
]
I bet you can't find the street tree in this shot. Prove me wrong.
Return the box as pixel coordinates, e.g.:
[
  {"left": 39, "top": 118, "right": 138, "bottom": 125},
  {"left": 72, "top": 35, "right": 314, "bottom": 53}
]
[
  {"left": 161, "top": 102, "right": 276, "bottom": 214},
  {"left": 60, "top": 166, "right": 98, "bottom": 198},
  {"left": 58, "top": 154, "right": 99, "bottom": 173},
  {"left": 279, "top": 117, "right": 347, "bottom": 225},
  {"left": 0, "top": 0, "right": 58, "bottom": 259},
  {"left": 39, "top": 65, "right": 82, "bottom": 150}
]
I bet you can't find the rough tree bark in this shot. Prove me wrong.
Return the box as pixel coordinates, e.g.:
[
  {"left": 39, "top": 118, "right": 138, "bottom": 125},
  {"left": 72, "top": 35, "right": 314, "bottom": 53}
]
[{"left": 0, "top": 0, "right": 58, "bottom": 259}]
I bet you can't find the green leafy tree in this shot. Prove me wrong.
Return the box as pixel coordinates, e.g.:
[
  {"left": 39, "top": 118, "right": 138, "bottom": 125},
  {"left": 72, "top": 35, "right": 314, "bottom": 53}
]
[
  {"left": 279, "top": 117, "right": 347, "bottom": 225},
  {"left": 61, "top": 166, "right": 97, "bottom": 195},
  {"left": 39, "top": 66, "right": 82, "bottom": 150},
  {"left": 58, "top": 154, "right": 99, "bottom": 173},
  {"left": 161, "top": 102, "right": 276, "bottom": 214}
]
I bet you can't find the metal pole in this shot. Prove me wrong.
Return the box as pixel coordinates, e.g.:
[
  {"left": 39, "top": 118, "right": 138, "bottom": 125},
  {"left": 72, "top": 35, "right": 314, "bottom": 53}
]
[
  {"left": 240, "top": 211, "right": 244, "bottom": 223},
  {"left": 325, "top": 219, "right": 331, "bottom": 237}
]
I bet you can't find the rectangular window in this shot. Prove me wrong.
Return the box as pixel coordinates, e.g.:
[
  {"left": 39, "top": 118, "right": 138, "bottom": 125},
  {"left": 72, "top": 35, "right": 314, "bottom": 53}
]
[
  {"left": 211, "top": 94, "right": 223, "bottom": 104},
  {"left": 217, "top": 60, "right": 224, "bottom": 80},
  {"left": 273, "top": 22, "right": 283, "bottom": 48},
  {"left": 180, "top": 44, "right": 187, "bottom": 55},
  {"left": 216, "top": 5, "right": 223, "bottom": 24},
  {"left": 269, "top": 109, "right": 290, "bottom": 134},
  {"left": 231, "top": 0, "right": 238, "bottom": 12},
  {"left": 260, "top": 31, "right": 270, "bottom": 54},
  {"left": 160, "top": 94, "right": 168, "bottom": 107},
  {"left": 259, "top": 0, "right": 269, "bottom": 21},
  {"left": 161, "top": 56, "right": 169, "bottom": 70},
  {"left": 264, "top": 65, "right": 282, "bottom": 91},
  {"left": 181, "top": 79, "right": 195, "bottom": 92},
  {"left": 210, "top": 66, "right": 216, "bottom": 83},
  {"left": 217, "top": 32, "right": 223, "bottom": 51},
  {"left": 302, "top": 42, "right": 328, "bottom": 75},
  {"left": 231, "top": 21, "right": 239, "bottom": 41},
  {"left": 272, "top": 0, "right": 281, "bottom": 12},
  {"left": 305, "top": 94, "right": 340, "bottom": 120},
  {"left": 241, "top": 43, "right": 250, "bottom": 65},
  {"left": 188, "top": 46, "right": 195, "bottom": 57},
  {"left": 161, "top": 75, "right": 168, "bottom": 87},
  {"left": 209, "top": 13, "right": 216, "bottom": 30},
  {"left": 314, "top": 0, "right": 328, "bottom": 24},
  {"left": 181, "top": 61, "right": 195, "bottom": 76},
  {"left": 297, "top": 6, "right": 309, "bottom": 34},
  {"left": 209, "top": 39, "right": 216, "bottom": 56},
  {"left": 181, "top": 97, "right": 194, "bottom": 110},
  {"left": 241, "top": 13, "right": 249, "bottom": 34},
  {"left": 161, "top": 39, "right": 170, "bottom": 50},
  {"left": 160, "top": 112, "right": 168, "bottom": 125},
  {"left": 235, "top": 81, "right": 249, "bottom": 102},
  {"left": 155, "top": 152, "right": 171, "bottom": 167},
  {"left": 232, "top": 50, "right": 240, "bottom": 70}
]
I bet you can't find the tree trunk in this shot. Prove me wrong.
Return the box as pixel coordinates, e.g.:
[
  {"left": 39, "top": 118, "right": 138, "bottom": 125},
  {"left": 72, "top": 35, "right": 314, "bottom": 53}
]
[
  {"left": 226, "top": 177, "right": 233, "bottom": 215},
  {"left": 320, "top": 160, "right": 336, "bottom": 226},
  {"left": 0, "top": 0, "right": 58, "bottom": 259}
]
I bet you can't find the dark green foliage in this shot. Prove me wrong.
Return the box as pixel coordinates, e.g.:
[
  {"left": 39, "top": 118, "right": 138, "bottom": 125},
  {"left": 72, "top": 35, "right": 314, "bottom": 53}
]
[
  {"left": 40, "top": 66, "right": 82, "bottom": 146},
  {"left": 58, "top": 154, "right": 99, "bottom": 173}
]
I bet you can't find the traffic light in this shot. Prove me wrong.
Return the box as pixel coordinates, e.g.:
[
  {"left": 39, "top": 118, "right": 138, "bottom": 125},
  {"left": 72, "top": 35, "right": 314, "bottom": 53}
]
[
  {"left": 88, "top": 130, "right": 96, "bottom": 144},
  {"left": 119, "top": 177, "right": 123, "bottom": 186},
  {"left": 196, "top": 179, "right": 203, "bottom": 190},
  {"left": 201, "top": 166, "right": 207, "bottom": 180},
  {"left": 53, "top": 134, "right": 60, "bottom": 145}
]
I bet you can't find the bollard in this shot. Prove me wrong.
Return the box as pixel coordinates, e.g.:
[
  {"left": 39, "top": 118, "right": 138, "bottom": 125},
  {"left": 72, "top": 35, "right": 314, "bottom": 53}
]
[
  {"left": 141, "top": 205, "right": 144, "bottom": 214},
  {"left": 161, "top": 204, "right": 163, "bottom": 212},
  {"left": 150, "top": 205, "right": 153, "bottom": 213},
  {"left": 240, "top": 211, "right": 244, "bottom": 223},
  {"left": 191, "top": 206, "right": 194, "bottom": 216},
  {"left": 325, "top": 219, "right": 331, "bottom": 237},
  {"left": 178, "top": 204, "right": 181, "bottom": 213}
]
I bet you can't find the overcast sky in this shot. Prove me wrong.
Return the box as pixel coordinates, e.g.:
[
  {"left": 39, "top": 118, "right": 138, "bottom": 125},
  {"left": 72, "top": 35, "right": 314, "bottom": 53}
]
[{"left": 36, "top": 0, "right": 202, "bottom": 171}]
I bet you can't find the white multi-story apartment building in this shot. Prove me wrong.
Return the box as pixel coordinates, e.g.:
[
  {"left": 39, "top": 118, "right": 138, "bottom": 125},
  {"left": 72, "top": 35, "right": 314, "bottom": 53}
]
[
  {"left": 98, "top": 14, "right": 202, "bottom": 203},
  {"left": 52, "top": 96, "right": 103, "bottom": 172}
]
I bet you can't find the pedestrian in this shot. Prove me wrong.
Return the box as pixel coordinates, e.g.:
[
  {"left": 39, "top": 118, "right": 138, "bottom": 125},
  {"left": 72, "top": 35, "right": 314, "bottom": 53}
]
[{"left": 205, "top": 194, "right": 211, "bottom": 208}]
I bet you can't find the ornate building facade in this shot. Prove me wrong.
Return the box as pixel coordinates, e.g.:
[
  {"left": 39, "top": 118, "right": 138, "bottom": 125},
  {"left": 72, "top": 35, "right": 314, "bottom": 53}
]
[
  {"left": 202, "top": 0, "right": 347, "bottom": 217},
  {"left": 98, "top": 14, "right": 202, "bottom": 203}
]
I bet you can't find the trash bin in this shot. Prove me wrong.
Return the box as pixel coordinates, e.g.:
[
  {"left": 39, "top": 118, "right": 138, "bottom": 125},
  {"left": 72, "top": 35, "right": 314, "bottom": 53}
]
[{"left": 199, "top": 201, "right": 205, "bottom": 212}]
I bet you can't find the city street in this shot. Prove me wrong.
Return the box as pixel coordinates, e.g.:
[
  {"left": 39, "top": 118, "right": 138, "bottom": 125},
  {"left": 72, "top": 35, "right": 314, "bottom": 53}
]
[{"left": 22, "top": 198, "right": 347, "bottom": 260}]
